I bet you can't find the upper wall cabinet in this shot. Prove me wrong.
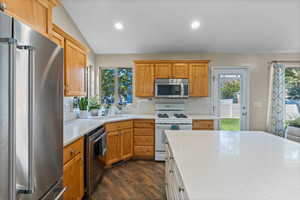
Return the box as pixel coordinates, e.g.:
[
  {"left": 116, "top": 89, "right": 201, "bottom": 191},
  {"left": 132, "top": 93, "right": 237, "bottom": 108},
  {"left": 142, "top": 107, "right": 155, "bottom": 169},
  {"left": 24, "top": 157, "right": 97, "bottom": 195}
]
[
  {"left": 52, "top": 24, "right": 89, "bottom": 96},
  {"left": 189, "top": 63, "right": 209, "bottom": 97},
  {"left": 154, "top": 63, "right": 189, "bottom": 79},
  {"left": 172, "top": 63, "right": 189, "bottom": 78},
  {"left": 135, "top": 63, "right": 155, "bottom": 97},
  {"left": 2, "top": 0, "right": 53, "bottom": 37},
  {"left": 65, "top": 40, "right": 87, "bottom": 96},
  {"left": 155, "top": 63, "right": 172, "bottom": 78},
  {"left": 134, "top": 60, "right": 209, "bottom": 98}
]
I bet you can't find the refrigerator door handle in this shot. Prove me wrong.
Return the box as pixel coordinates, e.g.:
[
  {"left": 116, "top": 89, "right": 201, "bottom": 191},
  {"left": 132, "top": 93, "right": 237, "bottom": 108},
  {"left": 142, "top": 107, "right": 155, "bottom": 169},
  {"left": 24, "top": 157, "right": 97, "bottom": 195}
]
[
  {"left": 16, "top": 45, "right": 36, "bottom": 194},
  {"left": 0, "top": 37, "right": 17, "bottom": 200}
]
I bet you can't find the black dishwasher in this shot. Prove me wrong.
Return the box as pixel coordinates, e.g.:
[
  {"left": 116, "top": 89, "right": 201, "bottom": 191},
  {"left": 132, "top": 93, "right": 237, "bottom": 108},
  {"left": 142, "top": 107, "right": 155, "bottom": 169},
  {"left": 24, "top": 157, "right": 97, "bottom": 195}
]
[{"left": 85, "top": 126, "right": 107, "bottom": 199}]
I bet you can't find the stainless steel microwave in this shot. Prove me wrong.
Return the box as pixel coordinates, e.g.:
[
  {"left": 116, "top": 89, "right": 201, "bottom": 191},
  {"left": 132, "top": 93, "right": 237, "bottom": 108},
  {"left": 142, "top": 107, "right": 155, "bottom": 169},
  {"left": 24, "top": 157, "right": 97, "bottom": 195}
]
[{"left": 155, "top": 79, "right": 189, "bottom": 98}]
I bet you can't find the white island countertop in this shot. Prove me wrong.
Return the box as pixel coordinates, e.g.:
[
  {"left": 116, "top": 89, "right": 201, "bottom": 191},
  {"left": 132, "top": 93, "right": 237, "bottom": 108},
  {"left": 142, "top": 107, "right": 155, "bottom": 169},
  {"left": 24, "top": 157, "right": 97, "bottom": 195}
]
[{"left": 165, "top": 130, "right": 300, "bottom": 200}]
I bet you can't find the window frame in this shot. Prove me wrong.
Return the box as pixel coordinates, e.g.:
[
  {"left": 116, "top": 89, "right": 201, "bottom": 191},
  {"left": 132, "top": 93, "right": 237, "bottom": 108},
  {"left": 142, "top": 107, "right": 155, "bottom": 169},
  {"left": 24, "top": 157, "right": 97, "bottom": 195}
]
[{"left": 99, "top": 67, "right": 133, "bottom": 106}]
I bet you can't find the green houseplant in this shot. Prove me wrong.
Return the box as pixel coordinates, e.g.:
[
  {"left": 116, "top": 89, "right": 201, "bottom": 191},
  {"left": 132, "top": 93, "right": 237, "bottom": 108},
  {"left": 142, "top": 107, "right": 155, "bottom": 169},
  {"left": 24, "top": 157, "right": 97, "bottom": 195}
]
[
  {"left": 88, "top": 96, "right": 101, "bottom": 116},
  {"left": 78, "top": 97, "right": 89, "bottom": 118}
]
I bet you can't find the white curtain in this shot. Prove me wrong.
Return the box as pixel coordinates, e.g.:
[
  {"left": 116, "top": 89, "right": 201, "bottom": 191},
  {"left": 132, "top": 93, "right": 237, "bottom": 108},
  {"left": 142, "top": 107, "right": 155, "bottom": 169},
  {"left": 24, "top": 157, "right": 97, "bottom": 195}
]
[{"left": 267, "top": 63, "right": 286, "bottom": 137}]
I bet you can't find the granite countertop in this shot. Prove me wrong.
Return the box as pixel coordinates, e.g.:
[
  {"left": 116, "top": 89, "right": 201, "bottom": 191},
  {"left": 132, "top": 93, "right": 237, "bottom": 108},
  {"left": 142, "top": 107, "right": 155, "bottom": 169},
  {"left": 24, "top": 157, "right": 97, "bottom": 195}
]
[
  {"left": 165, "top": 130, "right": 300, "bottom": 200},
  {"left": 63, "top": 114, "right": 218, "bottom": 146}
]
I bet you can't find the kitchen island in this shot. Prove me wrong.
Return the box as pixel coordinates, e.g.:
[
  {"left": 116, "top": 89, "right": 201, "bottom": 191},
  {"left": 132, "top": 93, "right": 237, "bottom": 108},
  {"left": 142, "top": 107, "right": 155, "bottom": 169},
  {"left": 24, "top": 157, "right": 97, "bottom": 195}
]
[{"left": 165, "top": 130, "right": 300, "bottom": 200}]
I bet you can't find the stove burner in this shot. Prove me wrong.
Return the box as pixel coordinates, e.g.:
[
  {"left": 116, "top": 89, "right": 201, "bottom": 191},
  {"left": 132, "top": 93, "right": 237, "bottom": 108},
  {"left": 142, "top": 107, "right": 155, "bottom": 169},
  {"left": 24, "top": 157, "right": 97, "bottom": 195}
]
[
  {"left": 158, "top": 113, "right": 169, "bottom": 118},
  {"left": 174, "top": 113, "right": 188, "bottom": 118}
]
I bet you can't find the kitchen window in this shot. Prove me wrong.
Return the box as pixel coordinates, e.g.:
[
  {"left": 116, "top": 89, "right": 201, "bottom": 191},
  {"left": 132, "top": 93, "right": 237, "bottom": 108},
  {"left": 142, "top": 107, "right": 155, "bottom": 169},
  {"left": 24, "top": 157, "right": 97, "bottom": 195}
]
[{"left": 100, "top": 68, "right": 133, "bottom": 106}]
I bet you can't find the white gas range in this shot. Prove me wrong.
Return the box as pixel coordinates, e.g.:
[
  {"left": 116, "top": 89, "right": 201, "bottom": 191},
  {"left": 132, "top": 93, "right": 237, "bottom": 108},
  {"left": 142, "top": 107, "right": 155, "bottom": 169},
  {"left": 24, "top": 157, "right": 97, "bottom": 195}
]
[{"left": 155, "top": 103, "right": 192, "bottom": 161}]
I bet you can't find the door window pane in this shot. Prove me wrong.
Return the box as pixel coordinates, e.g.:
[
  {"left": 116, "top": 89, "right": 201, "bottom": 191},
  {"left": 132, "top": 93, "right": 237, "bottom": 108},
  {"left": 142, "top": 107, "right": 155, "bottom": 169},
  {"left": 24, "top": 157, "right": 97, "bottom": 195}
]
[
  {"left": 285, "top": 67, "right": 300, "bottom": 121},
  {"left": 219, "top": 74, "right": 241, "bottom": 131}
]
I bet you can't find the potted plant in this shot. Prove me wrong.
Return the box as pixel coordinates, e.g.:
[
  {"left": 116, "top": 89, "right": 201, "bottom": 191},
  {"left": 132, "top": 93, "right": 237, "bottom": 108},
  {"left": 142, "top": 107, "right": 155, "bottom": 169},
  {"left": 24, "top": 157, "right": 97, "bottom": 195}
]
[
  {"left": 88, "top": 96, "right": 101, "bottom": 116},
  {"left": 79, "top": 97, "right": 89, "bottom": 118},
  {"left": 286, "top": 117, "right": 300, "bottom": 141}
]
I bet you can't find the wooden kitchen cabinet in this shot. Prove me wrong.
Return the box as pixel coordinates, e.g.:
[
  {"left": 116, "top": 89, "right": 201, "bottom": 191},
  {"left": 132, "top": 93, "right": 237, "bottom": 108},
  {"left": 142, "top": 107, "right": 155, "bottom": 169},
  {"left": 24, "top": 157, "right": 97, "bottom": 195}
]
[
  {"left": 192, "top": 120, "right": 214, "bottom": 130},
  {"left": 2, "top": 0, "right": 52, "bottom": 37},
  {"left": 135, "top": 60, "right": 209, "bottom": 97},
  {"left": 135, "top": 63, "right": 155, "bottom": 97},
  {"left": 189, "top": 63, "right": 209, "bottom": 97},
  {"left": 63, "top": 137, "right": 84, "bottom": 200},
  {"left": 133, "top": 119, "right": 155, "bottom": 159},
  {"left": 106, "top": 131, "right": 122, "bottom": 165},
  {"left": 105, "top": 121, "right": 134, "bottom": 166},
  {"left": 172, "top": 63, "right": 189, "bottom": 78},
  {"left": 121, "top": 128, "right": 134, "bottom": 160},
  {"left": 51, "top": 24, "right": 89, "bottom": 97},
  {"left": 65, "top": 39, "right": 87, "bottom": 96},
  {"left": 155, "top": 63, "right": 172, "bottom": 78},
  {"left": 51, "top": 25, "right": 65, "bottom": 47}
]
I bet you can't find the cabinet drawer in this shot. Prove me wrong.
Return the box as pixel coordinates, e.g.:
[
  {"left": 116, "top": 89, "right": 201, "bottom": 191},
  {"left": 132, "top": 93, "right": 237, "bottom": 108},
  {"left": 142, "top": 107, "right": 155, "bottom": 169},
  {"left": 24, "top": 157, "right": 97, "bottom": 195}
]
[
  {"left": 105, "top": 120, "right": 133, "bottom": 132},
  {"left": 192, "top": 120, "right": 214, "bottom": 130},
  {"left": 134, "top": 119, "right": 154, "bottom": 128},
  {"left": 64, "top": 137, "right": 84, "bottom": 165},
  {"left": 134, "top": 128, "right": 154, "bottom": 136},
  {"left": 134, "top": 146, "right": 154, "bottom": 158},
  {"left": 134, "top": 136, "right": 154, "bottom": 146}
]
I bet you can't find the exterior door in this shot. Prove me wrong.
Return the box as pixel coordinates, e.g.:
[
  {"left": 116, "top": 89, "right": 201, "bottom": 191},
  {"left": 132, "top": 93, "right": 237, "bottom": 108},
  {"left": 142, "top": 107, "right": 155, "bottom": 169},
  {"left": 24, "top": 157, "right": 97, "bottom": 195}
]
[{"left": 213, "top": 67, "right": 249, "bottom": 130}]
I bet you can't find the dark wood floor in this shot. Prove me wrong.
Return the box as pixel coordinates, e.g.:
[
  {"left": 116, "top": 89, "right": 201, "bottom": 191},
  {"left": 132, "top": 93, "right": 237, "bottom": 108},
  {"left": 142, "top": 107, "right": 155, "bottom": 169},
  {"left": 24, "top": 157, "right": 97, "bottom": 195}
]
[{"left": 92, "top": 160, "right": 166, "bottom": 200}]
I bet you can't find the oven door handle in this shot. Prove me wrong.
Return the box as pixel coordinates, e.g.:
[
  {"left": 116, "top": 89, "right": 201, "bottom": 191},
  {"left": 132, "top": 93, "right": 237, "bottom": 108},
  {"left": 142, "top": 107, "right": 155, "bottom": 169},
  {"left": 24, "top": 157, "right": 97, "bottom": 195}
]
[{"left": 93, "top": 132, "right": 107, "bottom": 143}]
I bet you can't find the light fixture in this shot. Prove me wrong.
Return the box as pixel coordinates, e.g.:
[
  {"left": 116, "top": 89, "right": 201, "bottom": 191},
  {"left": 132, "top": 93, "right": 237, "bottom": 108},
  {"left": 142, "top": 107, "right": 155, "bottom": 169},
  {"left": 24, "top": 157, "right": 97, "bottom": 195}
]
[
  {"left": 190, "top": 20, "right": 200, "bottom": 30},
  {"left": 114, "top": 22, "right": 124, "bottom": 30}
]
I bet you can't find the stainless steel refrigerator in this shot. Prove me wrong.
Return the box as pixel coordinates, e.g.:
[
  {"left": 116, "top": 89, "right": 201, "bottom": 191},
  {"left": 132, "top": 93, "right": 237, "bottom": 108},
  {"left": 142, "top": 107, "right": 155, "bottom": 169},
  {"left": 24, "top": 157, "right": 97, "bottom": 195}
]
[{"left": 0, "top": 10, "right": 64, "bottom": 200}]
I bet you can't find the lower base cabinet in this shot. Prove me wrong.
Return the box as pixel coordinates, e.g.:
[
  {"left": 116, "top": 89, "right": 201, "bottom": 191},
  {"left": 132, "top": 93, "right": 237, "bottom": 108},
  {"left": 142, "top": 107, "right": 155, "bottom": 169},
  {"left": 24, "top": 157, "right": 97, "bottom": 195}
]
[
  {"left": 63, "top": 137, "right": 84, "bottom": 200},
  {"left": 192, "top": 120, "right": 214, "bottom": 130},
  {"left": 133, "top": 119, "right": 155, "bottom": 159},
  {"left": 165, "top": 143, "right": 189, "bottom": 200},
  {"left": 104, "top": 121, "right": 134, "bottom": 166}
]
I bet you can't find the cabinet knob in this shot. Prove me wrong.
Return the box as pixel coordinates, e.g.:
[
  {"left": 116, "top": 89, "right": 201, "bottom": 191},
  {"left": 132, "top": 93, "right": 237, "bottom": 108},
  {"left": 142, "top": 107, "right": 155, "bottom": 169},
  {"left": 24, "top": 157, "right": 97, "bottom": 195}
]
[{"left": 169, "top": 170, "right": 174, "bottom": 174}]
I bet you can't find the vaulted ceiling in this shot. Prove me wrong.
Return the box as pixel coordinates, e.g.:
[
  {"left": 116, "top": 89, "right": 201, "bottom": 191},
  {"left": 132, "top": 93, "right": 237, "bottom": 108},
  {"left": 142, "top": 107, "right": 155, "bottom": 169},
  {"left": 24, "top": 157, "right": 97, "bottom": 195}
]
[{"left": 62, "top": 0, "right": 300, "bottom": 54}]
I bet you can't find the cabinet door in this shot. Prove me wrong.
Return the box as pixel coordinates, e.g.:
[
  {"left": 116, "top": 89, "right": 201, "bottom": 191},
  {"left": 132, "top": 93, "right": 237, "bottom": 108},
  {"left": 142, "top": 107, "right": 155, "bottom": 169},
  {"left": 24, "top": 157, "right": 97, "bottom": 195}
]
[
  {"left": 155, "top": 63, "right": 172, "bottom": 78},
  {"left": 63, "top": 153, "right": 84, "bottom": 200},
  {"left": 106, "top": 131, "right": 122, "bottom": 165},
  {"left": 121, "top": 128, "right": 133, "bottom": 160},
  {"left": 135, "top": 64, "right": 154, "bottom": 97},
  {"left": 33, "top": 0, "right": 52, "bottom": 36},
  {"left": 189, "top": 63, "right": 209, "bottom": 97},
  {"left": 173, "top": 63, "right": 189, "bottom": 78},
  {"left": 65, "top": 40, "right": 87, "bottom": 96},
  {"left": 3, "top": 0, "right": 35, "bottom": 26}
]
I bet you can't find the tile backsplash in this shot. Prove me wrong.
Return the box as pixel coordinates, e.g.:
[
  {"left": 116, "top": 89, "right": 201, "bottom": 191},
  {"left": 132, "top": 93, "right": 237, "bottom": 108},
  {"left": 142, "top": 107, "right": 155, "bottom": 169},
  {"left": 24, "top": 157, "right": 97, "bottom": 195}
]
[
  {"left": 64, "top": 97, "right": 77, "bottom": 121},
  {"left": 63, "top": 96, "right": 213, "bottom": 122}
]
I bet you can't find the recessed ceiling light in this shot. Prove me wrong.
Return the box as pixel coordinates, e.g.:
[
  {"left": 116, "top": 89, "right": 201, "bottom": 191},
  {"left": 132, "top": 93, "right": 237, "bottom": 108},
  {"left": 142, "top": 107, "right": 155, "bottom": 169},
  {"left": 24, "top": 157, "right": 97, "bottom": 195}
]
[
  {"left": 114, "top": 22, "right": 124, "bottom": 30},
  {"left": 191, "top": 20, "right": 201, "bottom": 30}
]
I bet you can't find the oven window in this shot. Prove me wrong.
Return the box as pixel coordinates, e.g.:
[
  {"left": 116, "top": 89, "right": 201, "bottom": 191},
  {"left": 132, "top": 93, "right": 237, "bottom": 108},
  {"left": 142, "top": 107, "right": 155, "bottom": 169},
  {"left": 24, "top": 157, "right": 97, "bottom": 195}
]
[{"left": 157, "top": 85, "right": 181, "bottom": 96}]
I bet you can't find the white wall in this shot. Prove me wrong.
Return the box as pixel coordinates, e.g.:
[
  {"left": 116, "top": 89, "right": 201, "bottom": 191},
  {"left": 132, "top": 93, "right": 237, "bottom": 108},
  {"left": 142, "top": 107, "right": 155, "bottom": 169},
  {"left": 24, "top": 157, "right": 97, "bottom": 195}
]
[
  {"left": 52, "top": 5, "right": 96, "bottom": 66},
  {"left": 96, "top": 53, "right": 300, "bottom": 131},
  {"left": 52, "top": 5, "right": 96, "bottom": 120}
]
